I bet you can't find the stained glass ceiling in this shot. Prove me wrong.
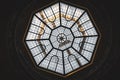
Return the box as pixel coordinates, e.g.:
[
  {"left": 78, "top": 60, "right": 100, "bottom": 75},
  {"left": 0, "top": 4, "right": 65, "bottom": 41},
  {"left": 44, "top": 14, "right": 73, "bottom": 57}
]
[{"left": 25, "top": 2, "right": 99, "bottom": 76}]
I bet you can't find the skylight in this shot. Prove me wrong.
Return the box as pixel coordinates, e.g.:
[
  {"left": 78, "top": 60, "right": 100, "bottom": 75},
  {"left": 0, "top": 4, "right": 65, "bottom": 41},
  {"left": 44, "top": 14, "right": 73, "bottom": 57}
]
[{"left": 24, "top": 2, "right": 99, "bottom": 76}]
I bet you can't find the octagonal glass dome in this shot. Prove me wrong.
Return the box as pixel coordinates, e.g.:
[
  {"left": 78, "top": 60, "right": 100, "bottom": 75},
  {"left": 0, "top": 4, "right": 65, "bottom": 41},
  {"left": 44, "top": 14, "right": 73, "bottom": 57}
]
[{"left": 24, "top": 2, "right": 100, "bottom": 76}]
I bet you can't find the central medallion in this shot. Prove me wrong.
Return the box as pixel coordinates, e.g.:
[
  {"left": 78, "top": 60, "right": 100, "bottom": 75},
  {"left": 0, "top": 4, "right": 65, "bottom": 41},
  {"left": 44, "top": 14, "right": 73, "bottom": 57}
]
[
  {"left": 50, "top": 26, "right": 74, "bottom": 50},
  {"left": 57, "top": 33, "right": 67, "bottom": 43}
]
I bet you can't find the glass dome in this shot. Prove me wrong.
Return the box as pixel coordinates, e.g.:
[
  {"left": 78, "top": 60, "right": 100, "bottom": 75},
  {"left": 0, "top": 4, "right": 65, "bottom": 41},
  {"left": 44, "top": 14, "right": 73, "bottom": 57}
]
[{"left": 24, "top": 2, "right": 99, "bottom": 76}]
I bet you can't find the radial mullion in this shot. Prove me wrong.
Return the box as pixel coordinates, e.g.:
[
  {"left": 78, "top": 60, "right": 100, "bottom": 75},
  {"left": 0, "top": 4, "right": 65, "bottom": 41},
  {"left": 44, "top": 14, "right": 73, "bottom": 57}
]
[
  {"left": 33, "top": 52, "right": 42, "bottom": 57},
  {"left": 71, "top": 11, "right": 86, "bottom": 28},
  {"left": 82, "top": 48, "right": 93, "bottom": 53},
  {"left": 31, "top": 23, "right": 41, "bottom": 28},
  {"left": 85, "top": 41, "right": 96, "bottom": 45},
  {"left": 72, "top": 26, "right": 93, "bottom": 34},
  {"left": 59, "top": 2, "right": 62, "bottom": 26},
  {"left": 26, "top": 39, "right": 49, "bottom": 41},
  {"left": 30, "top": 23, "right": 47, "bottom": 36},
  {"left": 84, "top": 27, "right": 94, "bottom": 32},
  {"left": 68, "top": 56, "right": 74, "bottom": 70},
  {"left": 72, "top": 47, "right": 89, "bottom": 62},
  {"left": 75, "top": 35, "right": 98, "bottom": 38},
  {"left": 43, "top": 7, "right": 56, "bottom": 22},
  {"left": 38, "top": 48, "right": 53, "bottom": 65},
  {"left": 74, "top": 40, "right": 95, "bottom": 46},
  {"left": 62, "top": 51, "right": 65, "bottom": 75},
  {"left": 35, "top": 14, "right": 52, "bottom": 30},
  {"left": 80, "top": 20, "right": 90, "bottom": 26},
  {"left": 34, "top": 43, "right": 52, "bottom": 57},
  {"left": 30, "top": 44, "right": 40, "bottom": 50},
  {"left": 29, "top": 31, "right": 40, "bottom": 35}
]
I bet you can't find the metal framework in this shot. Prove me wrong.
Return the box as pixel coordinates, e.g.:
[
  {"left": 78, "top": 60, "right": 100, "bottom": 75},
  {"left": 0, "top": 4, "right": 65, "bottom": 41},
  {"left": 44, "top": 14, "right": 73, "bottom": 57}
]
[{"left": 25, "top": 2, "right": 99, "bottom": 76}]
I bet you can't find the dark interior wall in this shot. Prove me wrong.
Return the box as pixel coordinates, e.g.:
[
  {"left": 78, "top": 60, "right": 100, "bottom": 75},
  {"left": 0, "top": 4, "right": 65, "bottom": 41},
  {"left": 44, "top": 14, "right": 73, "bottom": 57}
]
[{"left": 0, "top": 0, "right": 120, "bottom": 80}]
